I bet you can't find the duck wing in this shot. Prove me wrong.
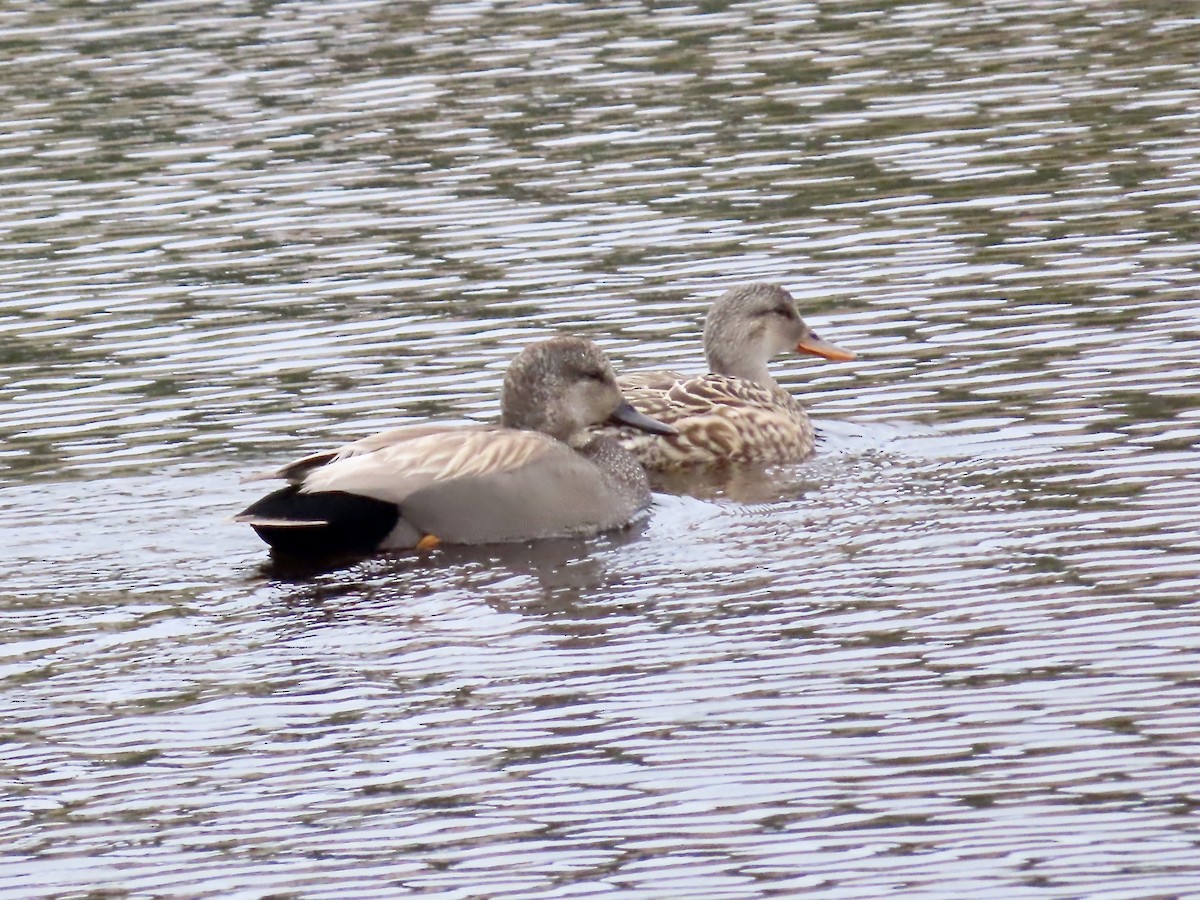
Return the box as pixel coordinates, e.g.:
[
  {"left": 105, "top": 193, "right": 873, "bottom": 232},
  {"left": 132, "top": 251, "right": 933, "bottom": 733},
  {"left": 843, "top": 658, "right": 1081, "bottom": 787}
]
[
  {"left": 235, "top": 425, "right": 582, "bottom": 551},
  {"left": 297, "top": 425, "right": 560, "bottom": 505},
  {"left": 240, "top": 423, "right": 478, "bottom": 485},
  {"left": 625, "top": 374, "right": 794, "bottom": 424},
  {"left": 603, "top": 374, "right": 811, "bottom": 467},
  {"left": 617, "top": 369, "right": 687, "bottom": 392},
  {"left": 295, "top": 426, "right": 635, "bottom": 545}
]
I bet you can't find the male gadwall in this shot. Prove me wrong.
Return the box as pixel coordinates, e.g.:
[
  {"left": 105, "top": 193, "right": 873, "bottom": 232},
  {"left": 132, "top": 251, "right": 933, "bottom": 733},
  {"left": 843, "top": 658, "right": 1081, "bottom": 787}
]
[
  {"left": 598, "top": 283, "right": 855, "bottom": 468},
  {"left": 236, "top": 336, "right": 675, "bottom": 558}
]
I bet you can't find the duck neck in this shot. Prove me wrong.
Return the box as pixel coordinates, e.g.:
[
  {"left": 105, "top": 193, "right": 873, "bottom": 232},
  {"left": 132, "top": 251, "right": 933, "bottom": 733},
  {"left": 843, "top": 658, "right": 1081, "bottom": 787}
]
[
  {"left": 502, "top": 406, "right": 573, "bottom": 443},
  {"left": 705, "top": 347, "right": 777, "bottom": 387}
]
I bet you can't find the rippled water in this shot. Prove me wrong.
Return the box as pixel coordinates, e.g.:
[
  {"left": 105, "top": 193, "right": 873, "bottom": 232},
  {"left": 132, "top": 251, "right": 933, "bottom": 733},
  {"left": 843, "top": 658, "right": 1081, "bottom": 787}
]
[{"left": 3, "top": 1, "right": 1200, "bottom": 896}]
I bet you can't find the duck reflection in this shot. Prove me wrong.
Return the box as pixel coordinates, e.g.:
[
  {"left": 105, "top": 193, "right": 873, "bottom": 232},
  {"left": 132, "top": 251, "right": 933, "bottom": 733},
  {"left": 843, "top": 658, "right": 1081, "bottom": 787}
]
[{"left": 257, "top": 516, "right": 652, "bottom": 630}]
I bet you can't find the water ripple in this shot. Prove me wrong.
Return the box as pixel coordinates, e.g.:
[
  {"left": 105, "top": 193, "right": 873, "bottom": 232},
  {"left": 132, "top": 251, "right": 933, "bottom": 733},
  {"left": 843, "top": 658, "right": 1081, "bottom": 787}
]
[{"left": 4, "top": 0, "right": 1200, "bottom": 896}]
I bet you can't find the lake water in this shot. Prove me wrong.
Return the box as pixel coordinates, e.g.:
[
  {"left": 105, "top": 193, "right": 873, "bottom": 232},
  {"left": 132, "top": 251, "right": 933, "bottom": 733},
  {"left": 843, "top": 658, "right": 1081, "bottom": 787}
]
[{"left": 3, "top": 1, "right": 1200, "bottom": 897}]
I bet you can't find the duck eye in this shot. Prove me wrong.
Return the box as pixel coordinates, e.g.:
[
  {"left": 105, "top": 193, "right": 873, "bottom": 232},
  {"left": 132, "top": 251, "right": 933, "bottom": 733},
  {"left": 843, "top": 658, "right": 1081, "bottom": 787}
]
[
  {"left": 772, "top": 305, "right": 795, "bottom": 318},
  {"left": 582, "top": 368, "right": 609, "bottom": 382}
]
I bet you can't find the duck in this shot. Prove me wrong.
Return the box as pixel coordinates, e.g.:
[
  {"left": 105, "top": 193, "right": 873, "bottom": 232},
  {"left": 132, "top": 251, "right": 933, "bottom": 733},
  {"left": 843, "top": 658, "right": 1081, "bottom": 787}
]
[
  {"left": 598, "top": 282, "right": 855, "bottom": 468},
  {"left": 235, "top": 336, "right": 676, "bottom": 558}
]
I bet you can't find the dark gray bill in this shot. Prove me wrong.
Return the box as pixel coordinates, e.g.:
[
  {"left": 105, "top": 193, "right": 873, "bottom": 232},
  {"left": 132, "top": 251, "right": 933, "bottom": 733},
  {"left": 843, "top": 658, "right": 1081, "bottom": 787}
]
[{"left": 609, "top": 400, "right": 677, "bottom": 436}]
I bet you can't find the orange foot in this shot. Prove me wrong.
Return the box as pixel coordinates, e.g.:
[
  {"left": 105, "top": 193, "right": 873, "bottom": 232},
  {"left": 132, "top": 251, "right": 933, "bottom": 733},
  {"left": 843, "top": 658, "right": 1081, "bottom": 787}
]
[{"left": 415, "top": 534, "right": 441, "bottom": 552}]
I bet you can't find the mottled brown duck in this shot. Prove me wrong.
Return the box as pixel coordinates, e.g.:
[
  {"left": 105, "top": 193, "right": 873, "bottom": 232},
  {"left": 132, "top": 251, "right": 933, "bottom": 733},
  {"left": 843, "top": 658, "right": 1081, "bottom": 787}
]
[{"left": 601, "top": 283, "right": 855, "bottom": 468}]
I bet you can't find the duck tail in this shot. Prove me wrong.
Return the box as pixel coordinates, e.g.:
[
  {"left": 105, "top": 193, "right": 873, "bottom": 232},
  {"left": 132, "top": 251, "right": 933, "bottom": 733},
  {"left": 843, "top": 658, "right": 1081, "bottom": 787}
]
[{"left": 234, "top": 485, "right": 399, "bottom": 558}]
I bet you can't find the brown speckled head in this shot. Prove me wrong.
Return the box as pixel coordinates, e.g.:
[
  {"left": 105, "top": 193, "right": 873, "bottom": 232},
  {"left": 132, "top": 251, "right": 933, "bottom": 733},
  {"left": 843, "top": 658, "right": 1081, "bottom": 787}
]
[{"left": 702, "top": 283, "right": 853, "bottom": 386}]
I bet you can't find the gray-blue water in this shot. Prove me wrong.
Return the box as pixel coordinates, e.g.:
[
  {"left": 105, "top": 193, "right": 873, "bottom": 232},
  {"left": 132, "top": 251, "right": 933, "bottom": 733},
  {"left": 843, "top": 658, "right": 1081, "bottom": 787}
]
[{"left": 3, "top": 2, "right": 1200, "bottom": 896}]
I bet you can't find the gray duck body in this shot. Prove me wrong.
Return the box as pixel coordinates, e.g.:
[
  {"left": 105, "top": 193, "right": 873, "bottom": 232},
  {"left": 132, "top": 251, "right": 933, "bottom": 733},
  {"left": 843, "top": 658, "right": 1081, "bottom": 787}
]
[{"left": 236, "top": 336, "right": 673, "bottom": 558}]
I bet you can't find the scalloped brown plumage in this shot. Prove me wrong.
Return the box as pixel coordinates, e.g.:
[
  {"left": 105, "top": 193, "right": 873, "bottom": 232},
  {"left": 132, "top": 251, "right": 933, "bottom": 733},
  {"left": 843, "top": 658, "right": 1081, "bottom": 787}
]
[{"left": 598, "top": 283, "right": 855, "bottom": 469}]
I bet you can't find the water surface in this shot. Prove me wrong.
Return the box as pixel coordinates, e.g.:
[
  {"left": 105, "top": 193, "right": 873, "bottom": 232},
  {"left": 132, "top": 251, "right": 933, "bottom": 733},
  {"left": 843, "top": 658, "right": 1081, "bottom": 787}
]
[{"left": 3, "top": 1, "right": 1200, "bottom": 897}]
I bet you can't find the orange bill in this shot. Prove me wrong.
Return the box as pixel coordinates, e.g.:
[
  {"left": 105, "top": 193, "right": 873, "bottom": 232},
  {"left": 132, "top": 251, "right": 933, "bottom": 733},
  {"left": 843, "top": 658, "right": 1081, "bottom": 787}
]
[{"left": 797, "top": 332, "right": 856, "bottom": 362}]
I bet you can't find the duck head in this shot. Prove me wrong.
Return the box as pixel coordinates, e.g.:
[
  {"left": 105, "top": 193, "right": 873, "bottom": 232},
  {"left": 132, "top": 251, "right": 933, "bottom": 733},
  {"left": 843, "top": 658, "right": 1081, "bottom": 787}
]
[
  {"left": 703, "top": 283, "right": 855, "bottom": 385},
  {"left": 502, "top": 336, "right": 676, "bottom": 441}
]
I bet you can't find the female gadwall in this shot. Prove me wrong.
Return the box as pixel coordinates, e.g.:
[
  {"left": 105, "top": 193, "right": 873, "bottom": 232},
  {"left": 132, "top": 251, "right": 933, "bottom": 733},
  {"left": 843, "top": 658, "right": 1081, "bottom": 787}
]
[
  {"left": 600, "top": 283, "right": 855, "bottom": 468},
  {"left": 236, "top": 336, "right": 675, "bottom": 557}
]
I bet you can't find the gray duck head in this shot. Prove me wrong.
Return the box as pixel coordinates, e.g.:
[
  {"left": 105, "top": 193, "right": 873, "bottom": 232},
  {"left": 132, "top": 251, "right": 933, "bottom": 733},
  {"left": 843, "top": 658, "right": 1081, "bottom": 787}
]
[
  {"left": 702, "top": 283, "right": 855, "bottom": 386},
  {"left": 502, "top": 336, "right": 676, "bottom": 442}
]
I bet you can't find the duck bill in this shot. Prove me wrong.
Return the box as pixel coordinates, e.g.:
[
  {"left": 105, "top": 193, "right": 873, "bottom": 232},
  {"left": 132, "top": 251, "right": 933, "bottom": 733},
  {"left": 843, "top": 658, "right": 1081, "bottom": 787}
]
[
  {"left": 609, "top": 400, "right": 677, "bottom": 436},
  {"left": 797, "top": 332, "right": 856, "bottom": 362}
]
